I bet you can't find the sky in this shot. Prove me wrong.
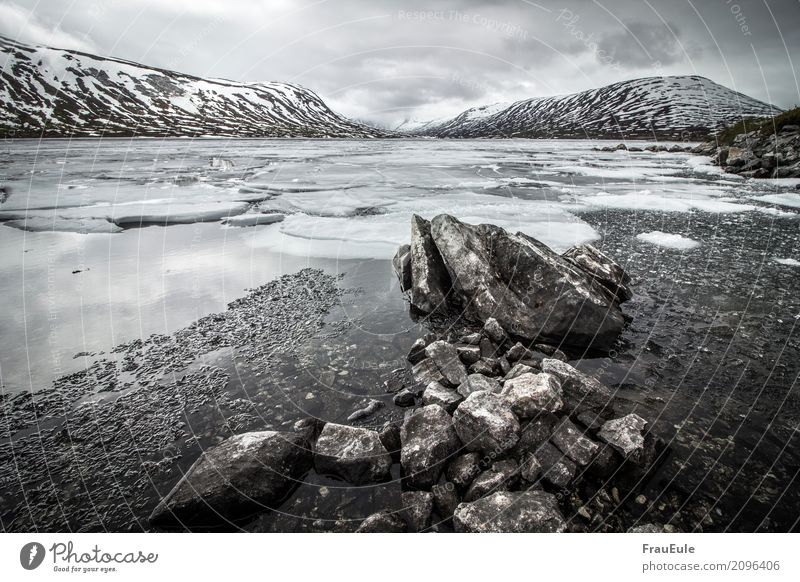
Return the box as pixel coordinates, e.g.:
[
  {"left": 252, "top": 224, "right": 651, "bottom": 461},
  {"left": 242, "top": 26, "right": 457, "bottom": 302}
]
[{"left": 2, "top": 0, "right": 799, "bottom": 127}]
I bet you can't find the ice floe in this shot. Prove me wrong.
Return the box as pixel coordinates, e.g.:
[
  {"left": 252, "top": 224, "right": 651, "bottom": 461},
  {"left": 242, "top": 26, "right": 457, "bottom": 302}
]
[{"left": 636, "top": 231, "right": 701, "bottom": 250}]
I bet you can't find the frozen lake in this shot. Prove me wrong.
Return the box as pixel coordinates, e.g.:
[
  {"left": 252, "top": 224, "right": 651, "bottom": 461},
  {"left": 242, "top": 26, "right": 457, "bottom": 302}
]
[{"left": 0, "top": 138, "right": 798, "bottom": 532}]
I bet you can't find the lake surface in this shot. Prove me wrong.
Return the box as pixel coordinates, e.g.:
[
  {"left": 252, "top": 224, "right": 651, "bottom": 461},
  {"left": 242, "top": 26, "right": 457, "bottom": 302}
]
[{"left": 0, "top": 138, "right": 798, "bottom": 532}]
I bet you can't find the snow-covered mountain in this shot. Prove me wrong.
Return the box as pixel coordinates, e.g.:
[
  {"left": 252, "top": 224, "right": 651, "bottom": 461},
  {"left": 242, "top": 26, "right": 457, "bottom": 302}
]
[
  {"left": 413, "top": 76, "right": 782, "bottom": 139},
  {"left": 0, "top": 36, "right": 388, "bottom": 138}
]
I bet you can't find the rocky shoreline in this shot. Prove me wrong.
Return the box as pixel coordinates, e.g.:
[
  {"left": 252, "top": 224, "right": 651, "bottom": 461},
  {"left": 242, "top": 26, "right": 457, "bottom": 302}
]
[
  {"left": 148, "top": 215, "right": 671, "bottom": 533},
  {"left": 707, "top": 124, "right": 800, "bottom": 179}
]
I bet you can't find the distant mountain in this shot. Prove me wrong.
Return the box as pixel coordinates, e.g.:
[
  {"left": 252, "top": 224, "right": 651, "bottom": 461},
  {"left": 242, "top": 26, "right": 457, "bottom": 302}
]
[
  {"left": 409, "top": 76, "right": 782, "bottom": 139},
  {"left": 0, "top": 36, "right": 389, "bottom": 138}
]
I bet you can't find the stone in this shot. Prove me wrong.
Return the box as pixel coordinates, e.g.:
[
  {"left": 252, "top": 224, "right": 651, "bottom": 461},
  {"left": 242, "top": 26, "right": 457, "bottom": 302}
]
[
  {"left": 392, "top": 243, "right": 412, "bottom": 293},
  {"left": 407, "top": 337, "right": 428, "bottom": 364},
  {"left": 533, "top": 441, "right": 577, "bottom": 488},
  {"left": 393, "top": 388, "right": 416, "bottom": 407},
  {"left": 469, "top": 358, "right": 499, "bottom": 376},
  {"left": 498, "top": 356, "right": 511, "bottom": 375},
  {"left": 422, "top": 381, "right": 464, "bottom": 413},
  {"left": 452, "top": 391, "right": 520, "bottom": 454},
  {"left": 479, "top": 337, "right": 499, "bottom": 358},
  {"left": 446, "top": 452, "right": 482, "bottom": 490},
  {"left": 511, "top": 412, "right": 559, "bottom": 460},
  {"left": 562, "top": 243, "right": 632, "bottom": 303},
  {"left": 424, "top": 340, "right": 468, "bottom": 388},
  {"left": 456, "top": 344, "right": 481, "bottom": 365},
  {"left": 401, "top": 491, "right": 434, "bottom": 532},
  {"left": 411, "top": 357, "right": 445, "bottom": 386},
  {"left": 409, "top": 214, "right": 452, "bottom": 313},
  {"left": 379, "top": 422, "right": 402, "bottom": 462},
  {"left": 401, "top": 405, "right": 462, "bottom": 489},
  {"left": 464, "top": 469, "right": 509, "bottom": 502},
  {"left": 550, "top": 417, "right": 599, "bottom": 466},
  {"left": 520, "top": 453, "right": 543, "bottom": 483},
  {"left": 541, "top": 359, "right": 615, "bottom": 415},
  {"left": 628, "top": 523, "right": 663, "bottom": 533},
  {"left": 346, "top": 399, "right": 383, "bottom": 422},
  {"left": 292, "top": 417, "right": 325, "bottom": 444},
  {"left": 483, "top": 317, "right": 507, "bottom": 344},
  {"left": 504, "top": 362, "right": 536, "bottom": 381},
  {"left": 356, "top": 511, "right": 407, "bottom": 533},
  {"left": 457, "top": 373, "right": 502, "bottom": 398},
  {"left": 459, "top": 332, "right": 482, "bottom": 345},
  {"left": 314, "top": 423, "right": 392, "bottom": 485},
  {"left": 598, "top": 414, "right": 648, "bottom": 462},
  {"left": 501, "top": 372, "right": 564, "bottom": 418},
  {"left": 505, "top": 342, "right": 534, "bottom": 362},
  {"left": 149, "top": 431, "right": 312, "bottom": 528},
  {"left": 423, "top": 214, "right": 628, "bottom": 349},
  {"left": 432, "top": 482, "right": 460, "bottom": 519},
  {"left": 453, "top": 490, "right": 566, "bottom": 533}
]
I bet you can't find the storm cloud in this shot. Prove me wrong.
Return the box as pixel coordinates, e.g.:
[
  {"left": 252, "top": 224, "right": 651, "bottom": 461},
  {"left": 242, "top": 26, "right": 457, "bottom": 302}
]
[{"left": 2, "top": 0, "right": 798, "bottom": 127}]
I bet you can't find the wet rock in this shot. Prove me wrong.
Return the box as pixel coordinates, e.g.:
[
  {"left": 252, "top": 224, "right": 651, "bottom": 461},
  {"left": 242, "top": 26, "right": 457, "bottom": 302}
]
[
  {"left": 562, "top": 243, "right": 632, "bottom": 303},
  {"left": 550, "top": 417, "right": 599, "bottom": 466},
  {"left": 401, "top": 491, "right": 434, "bottom": 532},
  {"left": 541, "top": 359, "right": 615, "bottom": 415},
  {"left": 504, "top": 362, "right": 536, "bottom": 381},
  {"left": 406, "top": 214, "right": 629, "bottom": 349},
  {"left": 535, "top": 344, "right": 568, "bottom": 361},
  {"left": 452, "top": 391, "right": 520, "bottom": 454},
  {"left": 314, "top": 423, "right": 392, "bottom": 485},
  {"left": 432, "top": 482, "right": 460, "bottom": 519},
  {"left": 422, "top": 381, "right": 464, "bottom": 413},
  {"left": 586, "top": 443, "right": 620, "bottom": 478},
  {"left": 469, "top": 358, "right": 499, "bottom": 376},
  {"left": 501, "top": 372, "right": 563, "bottom": 418},
  {"left": 407, "top": 337, "right": 428, "bottom": 365},
  {"left": 453, "top": 490, "right": 566, "bottom": 533},
  {"left": 409, "top": 214, "right": 452, "bottom": 313},
  {"left": 393, "top": 388, "right": 417, "bottom": 407},
  {"left": 347, "top": 399, "right": 384, "bottom": 422},
  {"left": 459, "top": 332, "right": 482, "bottom": 345},
  {"left": 464, "top": 469, "right": 509, "bottom": 502},
  {"left": 533, "top": 441, "right": 576, "bottom": 488},
  {"left": 506, "top": 342, "right": 534, "bottom": 362},
  {"left": 292, "top": 417, "right": 325, "bottom": 444},
  {"left": 424, "top": 340, "right": 468, "bottom": 388},
  {"left": 520, "top": 453, "right": 543, "bottom": 483},
  {"left": 456, "top": 344, "right": 481, "bottom": 365},
  {"left": 379, "top": 422, "right": 402, "bottom": 462},
  {"left": 457, "top": 373, "right": 502, "bottom": 398},
  {"left": 598, "top": 414, "right": 648, "bottom": 463},
  {"left": 356, "top": 511, "right": 407, "bottom": 533},
  {"left": 149, "top": 431, "right": 312, "bottom": 529},
  {"left": 483, "top": 317, "right": 507, "bottom": 344},
  {"left": 498, "top": 356, "right": 511, "bottom": 375},
  {"left": 411, "top": 358, "right": 445, "bottom": 386},
  {"left": 479, "top": 337, "right": 499, "bottom": 358},
  {"left": 511, "top": 412, "right": 559, "bottom": 460},
  {"left": 401, "top": 405, "right": 462, "bottom": 489},
  {"left": 446, "top": 452, "right": 482, "bottom": 490},
  {"left": 392, "top": 243, "right": 412, "bottom": 293}
]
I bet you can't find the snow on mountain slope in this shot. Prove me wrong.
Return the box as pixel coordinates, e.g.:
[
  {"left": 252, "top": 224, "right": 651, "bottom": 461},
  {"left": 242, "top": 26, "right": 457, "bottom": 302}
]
[
  {"left": 417, "top": 76, "right": 782, "bottom": 139},
  {"left": 0, "top": 36, "right": 389, "bottom": 138}
]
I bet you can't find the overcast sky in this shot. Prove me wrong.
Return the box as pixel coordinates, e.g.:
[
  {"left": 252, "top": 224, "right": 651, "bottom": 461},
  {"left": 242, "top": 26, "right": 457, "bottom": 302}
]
[{"left": 2, "top": 0, "right": 799, "bottom": 126}]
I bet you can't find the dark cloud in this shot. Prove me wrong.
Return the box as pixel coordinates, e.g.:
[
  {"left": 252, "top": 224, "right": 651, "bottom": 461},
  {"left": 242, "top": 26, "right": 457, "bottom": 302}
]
[{"left": 3, "top": 0, "right": 799, "bottom": 126}]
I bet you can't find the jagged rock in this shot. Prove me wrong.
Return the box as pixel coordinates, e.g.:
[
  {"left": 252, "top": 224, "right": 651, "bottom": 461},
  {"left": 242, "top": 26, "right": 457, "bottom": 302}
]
[
  {"left": 393, "top": 243, "right": 412, "bottom": 293},
  {"left": 452, "top": 391, "right": 520, "bottom": 454},
  {"left": 506, "top": 342, "right": 535, "bottom": 362},
  {"left": 479, "top": 337, "right": 499, "bottom": 358},
  {"left": 628, "top": 523, "right": 663, "bottom": 533},
  {"left": 464, "top": 469, "right": 509, "bottom": 502},
  {"left": 459, "top": 332, "right": 482, "bottom": 345},
  {"left": 598, "top": 414, "right": 648, "bottom": 462},
  {"left": 422, "top": 381, "right": 464, "bottom": 413},
  {"left": 314, "top": 424, "right": 391, "bottom": 485},
  {"left": 541, "top": 359, "right": 616, "bottom": 415},
  {"left": 379, "top": 421, "right": 402, "bottom": 462},
  {"left": 149, "top": 431, "right": 311, "bottom": 528},
  {"left": 409, "top": 214, "right": 452, "bottom": 313},
  {"left": 520, "top": 453, "right": 543, "bottom": 483},
  {"left": 411, "top": 358, "right": 445, "bottom": 386},
  {"left": 483, "top": 317, "right": 507, "bottom": 344},
  {"left": 356, "top": 511, "right": 407, "bottom": 532},
  {"left": 498, "top": 356, "right": 511, "bottom": 375},
  {"left": 562, "top": 243, "right": 632, "bottom": 302},
  {"left": 456, "top": 344, "right": 481, "bottom": 365},
  {"left": 446, "top": 452, "right": 482, "bottom": 489},
  {"left": 407, "top": 337, "right": 428, "bottom": 364},
  {"left": 511, "top": 412, "right": 559, "bottom": 460},
  {"left": 504, "top": 362, "right": 536, "bottom": 381},
  {"left": 501, "top": 372, "right": 563, "bottom": 418},
  {"left": 433, "top": 482, "right": 460, "bottom": 519},
  {"left": 401, "top": 404, "right": 462, "bottom": 489},
  {"left": 469, "top": 358, "right": 499, "bottom": 376},
  {"left": 453, "top": 490, "right": 566, "bottom": 533},
  {"left": 533, "top": 441, "right": 577, "bottom": 488},
  {"left": 405, "top": 214, "right": 629, "bottom": 349},
  {"left": 401, "top": 491, "right": 434, "bottom": 532},
  {"left": 393, "top": 388, "right": 417, "bottom": 407},
  {"left": 293, "top": 417, "right": 325, "bottom": 444},
  {"left": 457, "top": 373, "right": 502, "bottom": 397},
  {"left": 550, "top": 417, "right": 599, "bottom": 466},
  {"left": 425, "top": 340, "right": 468, "bottom": 388}
]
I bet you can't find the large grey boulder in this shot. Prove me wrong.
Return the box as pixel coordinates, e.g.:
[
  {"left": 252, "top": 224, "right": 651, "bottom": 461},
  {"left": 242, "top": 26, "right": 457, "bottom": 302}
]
[
  {"left": 149, "top": 431, "right": 311, "bottom": 529},
  {"left": 452, "top": 391, "right": 520, "bottom": 454},
  {"left": 598, "top": 413, "right": 648, "bottom": 462},
  {"left": 562, "top": 243, "right": 632, "bottom": 303},
  {"left": 408, "top": 214, "right": 628, "bottom": 349},
  {"left": 422, "top": 381, "right": 464, "bottom": 413},
  {"left": 453, "top": 490, "right": 566, "bottom": 533},
  {"left": 425, "top": 340, "right": 468, "bottom": 387},
  {"left": 457, "top": 373, "right": 502, "bottom": 398},
  {"left": 401, "top": 404, "right": 462, "bottom": 489},
  {"left": 550, "top": 417, "right": 599, "bottom": 466},
  {"left": 541, "top": 359, "right": 616, "bottom": 415},
  {"left": 392, "top": 243, "right": 412, "bottom": 293},
  {"left": 501, "top": 372, "right": 563, "bottom": 418},
  {"left": 401, "top": 491, "right": 434, "bottom": 532},
  {"left": 409, "top": 214, "right": 452, "bottom": 313},
  {"left": 314, "top": 423, "right": 392, "bottom": 485}
]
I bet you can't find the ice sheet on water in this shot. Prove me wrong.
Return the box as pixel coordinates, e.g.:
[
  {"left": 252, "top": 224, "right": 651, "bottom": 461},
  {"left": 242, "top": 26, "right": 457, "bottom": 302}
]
[
  {"left": 752, "top": 193, "right": 800, "bottom": 209},
  {"left": 3, "top": 216, "right": 123, "bottom": 234},
  {"left": 222, "top": 213, "right": 285, "bottom": 227},
  {"left": 774, "top": 257, "right": 800, "bottom": 266},
  {"left": 564, "top": 188, "right": 757, "bottom": 213},
  {"left": 636, "top": 231, "right": 701, "bottom": 250}
]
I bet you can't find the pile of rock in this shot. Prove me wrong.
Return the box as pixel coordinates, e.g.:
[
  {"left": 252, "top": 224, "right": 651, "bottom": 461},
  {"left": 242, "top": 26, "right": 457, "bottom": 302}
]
[
  {"left": 392, "top": 214, "right": 632, "bottom": 351},
  {"left": 594, "top": 143, "right": 693, "bottom": 153},
  {"left": 708, "top": 125, "right": 800, "bottom": 179}
]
